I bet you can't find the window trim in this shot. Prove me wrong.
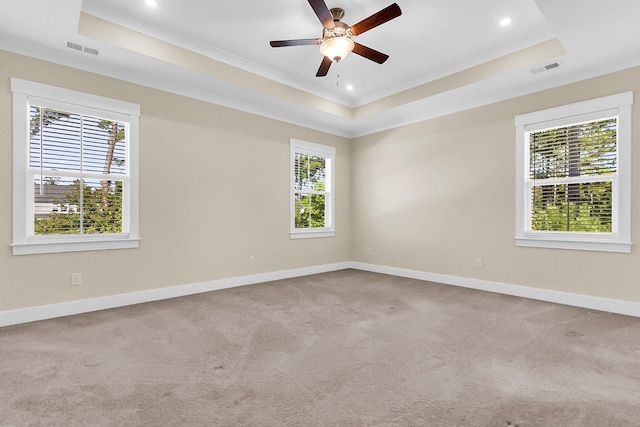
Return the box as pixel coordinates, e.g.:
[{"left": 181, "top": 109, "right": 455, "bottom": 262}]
[
  {"left": 290, "top": 139, "right": 336, "bottom": 239},
  {"left": 11, "top": 78, "right": 140, "bottom": 255},
  {"left": 514, "top": 91, "right": 633, "bottom": 253}
]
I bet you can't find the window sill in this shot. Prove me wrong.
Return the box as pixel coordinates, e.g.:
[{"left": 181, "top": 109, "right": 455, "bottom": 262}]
[
  {"left": 290, "top": 230, "right": 336, "bottom": 240},
  {"left": 12, "top": 237, "right": 140, "bottom": 255},
  {"left": 515, "top": 237, "right": 631, "bottom": 253}
]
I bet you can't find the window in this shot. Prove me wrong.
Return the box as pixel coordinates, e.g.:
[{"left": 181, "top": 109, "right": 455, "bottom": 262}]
[
  {"left": 515, "top": 92, "right": 632, "bottom": 253},
  {"left": 12, "top": 78, "right": 140, "bottom": 255},
  {"left": 290, "top": 139, "right": 335, "bottom": 239}
]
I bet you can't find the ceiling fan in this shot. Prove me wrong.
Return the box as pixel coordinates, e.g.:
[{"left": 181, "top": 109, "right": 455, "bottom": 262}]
[{"left": 270, "top": 0, "right": 402, "bottom": 77}]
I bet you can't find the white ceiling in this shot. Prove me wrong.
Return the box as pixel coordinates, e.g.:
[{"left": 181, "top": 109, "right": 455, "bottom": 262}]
[{"left": 2, "top": 0, "right": 640, "bottom": 137}]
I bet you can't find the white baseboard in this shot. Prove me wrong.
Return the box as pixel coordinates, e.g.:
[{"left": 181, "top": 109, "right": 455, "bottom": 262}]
[
  {"left": 2, "top": 261, "right": 639, "bottom": 327},
  {"left": 0, "top": 262, "right": 351, "bottom": 328},
  {"left": 351, "top": 262, "right": 640, "bottom": 318}
]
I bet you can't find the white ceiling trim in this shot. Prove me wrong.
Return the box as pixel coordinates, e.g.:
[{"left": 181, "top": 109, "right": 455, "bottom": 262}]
[{"left": 3, "top": 0, "right": 640, "bottom": 138}]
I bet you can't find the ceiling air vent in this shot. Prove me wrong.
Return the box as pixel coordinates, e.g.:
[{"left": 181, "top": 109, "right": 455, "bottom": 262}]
[
  {"left": 67, "top": 41, "right": 83, "bottom": 52},
  {"left": 66, "top": 41, "right": 99, "bottom": 56},
  {"left": 530, "top": 62, "right": 560, "bottom": 75},
  {"left": 83, "top": 46, "right": 99, "bottom": 56}
]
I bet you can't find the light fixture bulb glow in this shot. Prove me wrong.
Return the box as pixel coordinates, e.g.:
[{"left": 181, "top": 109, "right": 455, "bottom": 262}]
[
  {"left": 145, "top": 0, "right": 158, "bottom": 8},
  {"left": 500, "top": 17, "right": 512, "bottom": 27},
  {"left": 320, "top": 36, "right": 355, "bottom": 62}
]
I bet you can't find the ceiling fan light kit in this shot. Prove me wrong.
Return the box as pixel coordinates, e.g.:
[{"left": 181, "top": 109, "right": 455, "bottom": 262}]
[
  {"left": 319, "top": 36, "right": 354, "bottom": 62},
  {"left": 270, "top": 0, "right": 402, "bottom": 77},
  {"left": 319, "top": 8, "right": 354, "bottom": 62}
]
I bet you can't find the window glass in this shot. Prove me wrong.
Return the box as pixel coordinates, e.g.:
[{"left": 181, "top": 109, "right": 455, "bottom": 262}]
[
  {"left": 528, "top": 118, "right": 616, "bottom": 233},
  {"left": 290, "top": 139, "right": 335, "bottom": 239}
]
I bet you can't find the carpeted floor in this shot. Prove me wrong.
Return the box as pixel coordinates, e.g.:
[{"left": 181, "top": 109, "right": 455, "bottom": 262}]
[{"left": 1, "top": 269, "right": 639, "bottom": 426}]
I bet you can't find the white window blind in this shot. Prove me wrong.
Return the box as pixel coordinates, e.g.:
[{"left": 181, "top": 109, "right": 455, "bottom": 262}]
[
  {"left": 528, "top": 117, "right": 617, "bottom": 233},
  {"left": 294, "top": 151, "right": 327, "bottom": 228},
  {"left": 290, "top": 139, "right": 335, "bottom": 239},
  {"left": 30, "top": 106, "right": 128, "bottom": 235}
]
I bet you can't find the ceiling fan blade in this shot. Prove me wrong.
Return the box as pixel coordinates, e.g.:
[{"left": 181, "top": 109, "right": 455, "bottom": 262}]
[
  {"left": 352, "top": 43, "right": 389, "bottom": 64},
  {"left": 270, "top": 38, "right": 321, "bottom": 47},
  {"left": 316, "top": 56, "right": 332, "bottom": 77},
  {"left": 350, "top": 3, "right": 402, "bottom": 36},
  {"left": 308, "top": 0, "right": 335, "bottom": 29}
]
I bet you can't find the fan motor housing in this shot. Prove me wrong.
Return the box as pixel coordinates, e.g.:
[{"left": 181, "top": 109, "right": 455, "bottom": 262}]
[{"left": 329, "top": 7, "right": 345, "bottom": 21}]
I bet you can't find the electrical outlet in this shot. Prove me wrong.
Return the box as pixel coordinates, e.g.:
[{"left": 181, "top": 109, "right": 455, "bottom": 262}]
[
  {"left": 475, "top": 258, "right": 484, "bottom": 269},
  {"left": 71, "top": 272, "right": 82, "bottom": 286},
  {"left": 249, "top": 255, "right": 255, "bottom": 265}
]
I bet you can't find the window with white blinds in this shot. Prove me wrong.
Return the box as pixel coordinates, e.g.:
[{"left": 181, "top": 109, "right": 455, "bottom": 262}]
[
  {"left": 290, "top": 139, "right": 335, "bottom": 239},
  {"left": 529, "top": 118, "right": 616, "bottom": 233},
  {"left": 515, "top": 92, "right": 632, "bottom": 253},
  {"left": 30, "top": 106, "right": 127, "bottom": 235},
  {"left": 12, "top": 78, "right": 140, "bottom": 255}
]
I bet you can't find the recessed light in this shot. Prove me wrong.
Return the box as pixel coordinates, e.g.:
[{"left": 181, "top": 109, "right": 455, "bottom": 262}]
[
  {"left": 346, "top": 84, "right": 354, "bottom": 91},
  {"left": 500, "top": 17, "right": 512, "bottom": 27},
  {"left": 145, "top": 0, "right": 158, "bottom": 8}
]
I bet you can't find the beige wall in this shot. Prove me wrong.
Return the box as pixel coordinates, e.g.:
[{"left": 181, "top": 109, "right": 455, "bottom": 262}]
[
  {"left": 3, "top": 48, "right": 640, "bottom": 313},
  {"left": 0, "top": 50, "right": 351, "bottom": 311},
  {"left": 351, "top": 66, "right": 640, "bottom": 303}
]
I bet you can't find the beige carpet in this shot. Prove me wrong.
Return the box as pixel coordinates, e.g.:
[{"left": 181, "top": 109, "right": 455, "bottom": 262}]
[{"left": 1, "top": 269, "right": 639, "bottom": 426}]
